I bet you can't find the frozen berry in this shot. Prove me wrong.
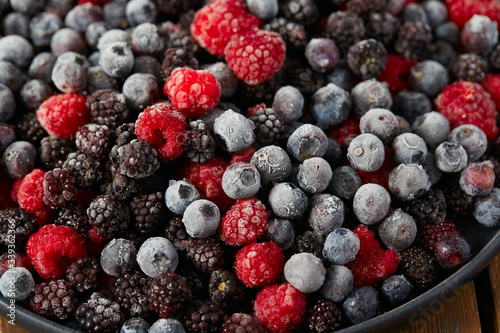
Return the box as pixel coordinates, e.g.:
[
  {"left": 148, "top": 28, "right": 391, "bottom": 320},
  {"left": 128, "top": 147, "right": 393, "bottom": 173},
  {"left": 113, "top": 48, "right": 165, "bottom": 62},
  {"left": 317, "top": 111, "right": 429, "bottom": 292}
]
[{"left": 182, "top": 199, "right": 221, "bottom": 238}]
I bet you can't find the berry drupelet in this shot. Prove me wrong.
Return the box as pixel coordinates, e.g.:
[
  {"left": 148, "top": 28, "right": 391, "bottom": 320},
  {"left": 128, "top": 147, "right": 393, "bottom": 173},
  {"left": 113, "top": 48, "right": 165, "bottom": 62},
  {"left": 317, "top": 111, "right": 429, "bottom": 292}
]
[
  {"left": 250, "top": 107, "right": 285, "bottom": 145},
  {"left": 131, "top": 192, "right": 167, "bottom": 235},
  {"left": 400, "top": 246, "right": 438, "bottom": 289},
  {"left": 148, "top": 272, "right": 192, "bottom": 318},
  {"left": 112, "top": 270, "right": 151, "bottom": 317},
  {"left": 395, "top": 21, "right": 433, "bottom": 60},
  {"left": 30, "top": 279, "right": 77, "bottom": 320},
  {"left": 66, "top": 256, "right": 101, "bottom": 293},
  {"left": 402, "top": 188, "right": 447, "bottom": 225},
  {"left": 306, "top": 299, "right": 342, "bottom": 333},
  {"left": 183, "top": 300, "right": 228, "bottom": 333},
  {"left": 185, "top": 119, "right": 216, "bottom": 164},
  {"left": 87, "top": 194, "right": 130, "bottom": 239},
  {"left": 185, "top": 237, "right": 224, "bottom": 274},
  {"left": 75, "top": 292, "right": 125, "bottom": 333},
  {"left": 451, "top": 53, "right": 487, "bottom": 82},
  {"left": 39, "top": 136, "right": 75, "bottom": 170},
  {"left": 209, "top": 269, "right": 245, "bottom": 309}
]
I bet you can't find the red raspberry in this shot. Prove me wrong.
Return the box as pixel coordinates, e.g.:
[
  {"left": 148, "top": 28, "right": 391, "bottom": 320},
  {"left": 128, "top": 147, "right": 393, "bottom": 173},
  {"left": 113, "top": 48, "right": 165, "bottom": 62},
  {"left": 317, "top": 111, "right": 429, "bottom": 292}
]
[
  {"left": 328, "top": 116, "right": 360, "bottom": 145},
  {"left": 17, "top": 169, "right": 54, "bottom": 226},
  {"left": 135, "top": 104, "right": 187, "bottom": 161},
  {"left": 435, "top": 81, "right": 499, "bottom": 141},
  {"left": 184, "top": 156, "right": 235, "bottom": 211},
  {"left": 36, "top": 93, "right": 91, "bottom": 139},
  {"left": 377, "top": 54, "right": 418, "bottom": 94},
  {"left": 235, "top": 242, "right": 284, "bottom": 287},
  {"left": 26, "top": 224, "right": 87, "bottom": 279},
  {"left": 164, "top": 68, "right": 221, "bottom": 119},
  {"left": 230, "top": 145, "right": 256, "bottom": 164},
  {"left": 481, "top": 73, "right": 500, "bottom": 110},
  {"left": 446, "top": 0, "right": 500, "bottom": 30},
  {"left": 246, "top": 103, "right": 267, "bottom": 118},
  {"left": 356, "top": 147, "right": 397, "bottom": 192},
  {"left": 417, "top": 221, "right": 460, "bottom": 253},
  {"left": 345, "top": 225, "right": 400, "bottom": 287},
  {"left": 253, "top": 282, "right": 306, "bottom": 333},
  {"left": 190, "top": 0, "right": 260, "bottom": 56},
  {"left": 224, "top": 29, "right": 286, "bottom": 86},
  {"left": 219, "top": 197, "right": 268, "bottom": 246}
]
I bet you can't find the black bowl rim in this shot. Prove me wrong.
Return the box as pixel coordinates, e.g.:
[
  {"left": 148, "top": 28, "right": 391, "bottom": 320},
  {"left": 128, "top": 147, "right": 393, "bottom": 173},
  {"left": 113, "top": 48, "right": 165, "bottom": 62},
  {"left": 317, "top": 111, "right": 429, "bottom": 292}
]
[{"left": 0, "top": 228, "right": 499, "bottom": 333}]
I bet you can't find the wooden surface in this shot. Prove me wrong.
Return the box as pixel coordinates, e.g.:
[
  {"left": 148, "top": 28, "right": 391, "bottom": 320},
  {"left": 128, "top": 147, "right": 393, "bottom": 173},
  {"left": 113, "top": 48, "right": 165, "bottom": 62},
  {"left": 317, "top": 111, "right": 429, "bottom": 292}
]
[{"left": 1, "top": 253, "right": 500, "bottom": 333}]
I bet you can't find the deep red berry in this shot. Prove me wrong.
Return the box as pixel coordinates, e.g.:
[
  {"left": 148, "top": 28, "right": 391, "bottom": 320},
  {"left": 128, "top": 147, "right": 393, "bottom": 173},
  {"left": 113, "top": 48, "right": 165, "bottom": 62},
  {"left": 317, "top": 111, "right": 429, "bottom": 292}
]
[
  {"left": 164, "top": 68, "right": 221, "bottom": 118},
  {"left": 219, "top": 197, "right": 268, "bottom": 246},
  {"left": 0, "top": 253, "right": 32, "bottom": 277},
  {"left": 36, "top": 93, "right": 91, "bottom": 139},
  {"left": 10, "top": 178, "right": 23, "bottom": 203},
  {"left": 191, "top": 0, "right": 260, "bottom": 56},
  {"left": 377, "top": 54, "right": 418, "bottom": 94},
  {"left": 435, "top": 81, "right": 499, "bottom": 140},
  {"left": 247, "top": 103, "right": 267, "bottom": 118},
  {"left": 445, "top": 0, "right": 500, "bottom": 29},
  {"left": 434, "top": 234, "right": 471, "bottom": 268},
  {"left": 224, "top": 29, "right": 286, "bottom": 86},
  {"left": 230, "top": 145, "right": 256, "bottom": 164},
  {"left": 346, "top": 225, "right": 400, "bottom": 287},
  {"left": 253, "top": 282, "right": 306, "bottom": 333},
  {"left": 235, "top": 242, "right": 284, "bottom": 287},
  {"left": 78, "top": 0, "right": 110, "bottom": 4},
  {"left": 356, "top": 147, "right": 397, "bottom": 192},
  {"left": 328, "top": 116, "right": 360, "bottom": 145},
  {"left": 135, "top": 104, "right": 187, "bottom": 161},
  {"left": 417, "top": 221, "right": 460, "bottom": 253},
  {"left": 17, "top": 169, "right": 54, "bottom": 226},
  {"left": 26, "top": 224, "right": 87, "bottom": 279},
  {"left": 460, "top": 161, "right": 496, "bottom": 196},
  {"left": 481, "top": 73, "right": 500, "bottom": 110},
  {"left": 0, "top": 170, "right": 16, "bottom": 210}
]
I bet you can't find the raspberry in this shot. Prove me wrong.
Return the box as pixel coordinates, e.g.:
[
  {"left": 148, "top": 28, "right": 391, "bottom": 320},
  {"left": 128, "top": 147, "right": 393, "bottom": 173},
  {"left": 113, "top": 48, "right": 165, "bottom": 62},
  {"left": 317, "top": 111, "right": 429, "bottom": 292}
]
[
  {"left": 253, "top": 282, "right": 306, "bottom": 333},
  {"left": 356, "top": 147, "right": 397, "bottom": 192},
  {"left": 417, "top": 221, "right": 461, "bottom": 253},
  {"left": 481, "top": 73, "right": 500, "bottom": 110},
  {"left": 224, "top": 29, "right": 286, "bottom": 86},
  {"left": 435, "top": 81, "right": 499, "bottom": 141},
  {"left": 17, "top": 169, "right": 54, "bottom": 225},
  {"left": 190, "top": 0, "right": 260, "bottom": 57},
  {"left": 36, "top": 93, "right": 91, "bottom": 139},
  {"left": 235, "top": 242, "right": 284, "bottom": 287},
  {"left": 26, "top": 224, "right": 87, "bottom": 279},
  {"left": 446, "top": 0, "right": 500, "bottom": 30},
  {"left": 230, "top": 145, "right": 256, "bottom": 164},
  {"left": 377, "top": 54, "right": 418, "bottom": 93},
  {"left": 328, "top": 116, "right": 360, "bottom": 145},
  {"left": 135, "top": 104, "right": 188, "bottom": 161},
  {"left": 345, "top": 225, "right": 400, "bottom": 287},
  {"left": 184, "top": 156, "right": 235, "bottom": 211},
  {"left": 219, "top": 197, "right": 268, "bottom": 246},
  {"left": 164, "top": 67, "right": 221, "bottom": 118}
]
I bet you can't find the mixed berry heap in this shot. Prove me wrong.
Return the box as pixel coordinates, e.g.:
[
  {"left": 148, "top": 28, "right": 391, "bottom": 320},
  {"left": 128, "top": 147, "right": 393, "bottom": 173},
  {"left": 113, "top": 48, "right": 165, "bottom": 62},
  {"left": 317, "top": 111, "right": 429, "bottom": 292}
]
[{"left": 0, "top": 0, "right": 500, "bottom": 332}]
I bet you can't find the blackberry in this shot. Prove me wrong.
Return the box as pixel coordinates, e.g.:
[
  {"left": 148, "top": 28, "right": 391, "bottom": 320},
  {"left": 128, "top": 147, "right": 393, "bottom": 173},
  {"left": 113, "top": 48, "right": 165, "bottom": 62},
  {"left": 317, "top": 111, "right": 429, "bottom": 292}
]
[
  {"left": 39, "top": 136, "right": 75, "bottom": 170},
  {"left": 325, "top": 11, "right": 365, "bottom": 54},
  {"left": 395, "top": 21, "right": 433, "bottom": 60},
  {"left": 402, "top": 188, "right": 447, "bottom": 225},
  {"left": 400, "top": 246, "right": 438, "bottom": 289},
  {"left": 87, "top": 194, "right": 130, "bottom": 239},
  {"left": 16, "top": 112, "right": 47, "bottom": 147},
  {"left": 440, "top": 175, "right": 475, "bottom": 218},
  {"left": 307, "top": 299, "right": 342, "bottom": 333},
  {"left": 113, "top": 123, "right": 137, "bottom": 148},
  {"left": 185, "top": 238, "right": 224, "bottom": 274},
  {"left": 177, "top": 263, "right": 208, "bottom": 300},
  {"left": 43, "top": 168, "right": 78, "bottom": 208},
  {"left": 209, "top": 270, "right": 245, "bottom": 309},
  {"left": 280, "top": 0, "right": 318, "bottom": 26},
  {"left": 451, "top": 53, "right": 487, "bottom": 82},
  {"left": 185, "top": 120, "right": 216, "bottom": 164},
  {"left": 288, "top": 66, "right": 327, "bottom": 97},
  {"left": 148, "top": 272, "right": 193, "bottom": 318},
  {"left": 165, "top": 216, "right": 189, "bottom": 250},
  {"left": 184, "top": 300, "right": 227, "bottom": 333},
  {"left": 346, "top": 0, "right": 387, "bottom": 18},
  {"left": 66, "top": 256, "right": 101, "bottom": 292},
  {"left": 416, "top": 221, "right": 460, "bottom": 253},
  {"left": 75, "top": 292, "right": 125, "bottom": 333},
  {"left": 159, "top": 22, "right": 200, "bottom": 52},
  {"left": 0, "top": 208, "right": 36, "bottom": 250},
  {"left": 55, "top": 205, "right": 90, "bottom": 236},
  {"left": 221, "top": 313, "right": 267, "bottom": 333},
  {"left": 113, "top": 270, "right": 151, "bottom": 317},
  {"left": 116, "top": 139, "right": 160, "bottom": 179},
  {"left": 262, "top": 17, "right": 307, "bottom": 51},
  {"left": 87, "top": 89, "right": 130, "bottom": 131},
  {"left": 237, "top": 78, "right": 283, "bottom": 109},
  {"left": 101, "top": 173, "right": 141, "bottom": 201},
  {"left": 131, "top": 192, "right": 167, "bottom": 235},
  {"left": 161, "top": 47, "right": 199, "bottom": 81},
  {"left": 347, "top": 39, "right": 387, "bottom": 80},
  {"left": 250, "top": 107, "right": 285, "bottom": 145},
  {"left": 30, "top": 279, "right": 77, "bottom": 320},
  {"left": 76, "top": 123, "right": 112, "bottom": 160},
  {"left": 155, "top": 0, "right": 202, "bottom": 17},
  {"left": 63, "top": 151, "right": 103, "bottom": 188},
  {"left": 293, "top": 230, "right": 324, "bottom": 259},
  {"left": 365, "top": 12, "right": 401, "bottom": 47}
]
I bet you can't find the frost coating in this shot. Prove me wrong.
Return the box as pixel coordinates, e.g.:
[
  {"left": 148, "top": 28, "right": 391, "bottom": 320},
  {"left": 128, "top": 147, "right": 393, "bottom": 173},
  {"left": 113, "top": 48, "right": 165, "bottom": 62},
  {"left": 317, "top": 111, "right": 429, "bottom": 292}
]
[
  {"left": 268, "top": 182, "right": 308, "bottom": 219},
  {"left": 474, "top": 187, "right": 500, "bottom": 228},
  {"left": 347, "top": 133, "right": 385, "bottom": 172},
  {"left": 213, "top": 109, "right": 255, "bottom": 152},
  {"left": 250, "top": 145, "right": 292, "bottom": 186},
  {"left": 353, "top": 183, "right": 391, "bottom": 225},
  {"left": 137, "top": 237, "right": 178, "bottom": 278},
  {"left": 379, "top": 209, "right": 417, "bottom": 252},
  {"left": 388, "top": 163, "right": 431, "bottom": 201},
  {"left": 284, "top": 253, "right": 326, "bottom": 293},
  {"left": 309, "top": 193, "right": 345, "bottom": 236},
  {"left": 320, "top": 265, "right": 353, "bottom": 303},
  {"left": 100, "top": 238, "right": 137, "bottom": 276},
  {"left": 165, "top": 179, "right": 200, "bottom": 215},
  {"left": 182, "top": 199, "right": 221, "bottom": 238}
]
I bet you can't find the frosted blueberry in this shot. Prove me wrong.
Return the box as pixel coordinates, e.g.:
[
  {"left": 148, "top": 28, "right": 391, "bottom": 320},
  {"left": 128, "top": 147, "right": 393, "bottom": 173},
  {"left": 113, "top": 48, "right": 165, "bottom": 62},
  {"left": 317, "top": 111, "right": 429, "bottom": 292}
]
[
  {"left": 3, "top": 141, "right": 37, "bottom": 179},
  {"left": 343, "top": 286, "right": 379, "bottom": 324},
  {"left": 246, "top": 0, "right": 278, "bottom": 20},
  {"left": 388, "top": 164, "right": 431, "bottom": 201},
  {"left": 353, "top": 183, "right": 391, "bottom": 225},
  {"left": 272, "top": 85, "right": 304, "bottom": 124},
  {"left": 447, "top": 124, "right": 487, "bottom": 162},
  {"left": 222, "top": 162, "right": 261, "bottom": 199},
  {"left": 410, "top": 60, "right": 449, "bottom": 98},
  {"left": 148, "top": 318, "right": 185, "bottom": 333},
  {"left": 268, "top": 182, "right": 308, "bottom": 219},
  {"left": 0, "top": 35, "right": 33, "bottom": 68},
  {"left": 351, "top": 79, "right": 392, "bottom": 117},
  {"left": 412, "top": 111, "right": 450, "bottom": 151},
  {"left": 306, "top": 39, "right": 341, "bottom": 73},
  {"left": 165, "top": 179, "right": 200, "bottom": 215},
  {"left": 130, "top": 22, "right": 164, "bottom": 55},
  {"left": 311, "top": 83, "right": 351, "bottom": 127},
  {"left": 99, "top": 41, "right": 134, "bottom": 78},
  {"left": 137, "top": 237, "right": 178, "bottom": 278},
  {"left": 434, "top": 141, "right": 468, "bottom": 173},
  {"left": 0, "top": 267, "right": 34, "bottom": 301},
  {"left": 284, "top": 253, "right": 326, "bottom": 293},
  {"left": 51, "top": 51, "right": 89, "bottom": 92},
  {"left": 97, "top": 29, "right": 130, "bottom": 52},
  {"left": 392, "top": 132, "right": 428, "bottom": 165},
  {"left": 381, "top": 275, "right": 413, "bottom": 305},
  {"left": 359, "top": 108, "right": 400, "bottom": 145},
  {"left": 323, "top": 228, "right": 360, "bottom": 265},
  {"left": 297, "top": 157, "right": 332, "bottom": 194},
  {"left": 264, "top": 218, "right": 295, "bottom": 250},
  {"left": 182, "top": 199, "right": 221, "bottom": 238},
  {"left": 462, "top": 14, "right": 498, "bottom": 56},
  {"left": 422, "top": 0, "right": 448, "bottom": 28},
  {"left": 320, "top": 265, "right": 353, "bottom": 303},
  {"left": 379, "top": 209, "right": 417, "bottom": 252},
  {"left": 122, "top": 73, "right": 158, "bottom": 110},
  {"left": 126, "top": 0, "right": 157, "bottom": 27},
  {"left": 327, "top": 166, "right": 362, "bottom": 200},
  {"left": 287, "top": 124, "right": 328, "bottom": 162},
  {"left": 120, "top": 317, "right": 150, "bottom": 333},
  {"left": 309, "top": 193, "right": 345, "bottom": 236},
  {"left": 474, "top": 188, "right": 500, "bottom": 228},
  {"left": 250, "top": 145, "right": 292, "bottom": 187},
  {"left": 100, "top": 238, "right": 137, "bottom": 276},
  {"left": 213, "top": 109, "right": 255, "bottom": 153},
  {"left": 347, "top": 133, "right": 385, "bottom": 172}
]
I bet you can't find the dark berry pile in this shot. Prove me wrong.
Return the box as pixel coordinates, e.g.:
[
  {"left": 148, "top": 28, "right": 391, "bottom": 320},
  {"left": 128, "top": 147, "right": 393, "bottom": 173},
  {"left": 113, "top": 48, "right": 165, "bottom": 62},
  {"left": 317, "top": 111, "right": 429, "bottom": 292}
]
[{"left": 0, "top": 0, "right": 500, "bottom": 332}]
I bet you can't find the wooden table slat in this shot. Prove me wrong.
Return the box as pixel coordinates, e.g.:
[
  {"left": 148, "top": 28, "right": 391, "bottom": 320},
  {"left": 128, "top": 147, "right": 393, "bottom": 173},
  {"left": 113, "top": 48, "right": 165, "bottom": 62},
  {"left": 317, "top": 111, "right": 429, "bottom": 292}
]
[{"left": 489, "top": 253, "right": 500, "bottom": 333}]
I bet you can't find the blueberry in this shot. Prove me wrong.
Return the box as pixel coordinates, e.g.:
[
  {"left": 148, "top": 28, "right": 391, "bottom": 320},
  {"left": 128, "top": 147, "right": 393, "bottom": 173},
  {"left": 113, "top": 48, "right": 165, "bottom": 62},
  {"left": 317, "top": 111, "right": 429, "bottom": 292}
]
[
  {"left": 0, "top": 84, "right": 15, "bottom": 122},
  {"left": 381, "top": 275, "right": 413, "bottom": 305},
  {"left": 306, "top": 38, "right": 340, "bottom": 73},
  {"left": 351, "top": 79, "right": 392, "bottom": 117},
  {"left": 347, "top": 133, "right": 385, "bottom": 172},
  {"left": 85, "top": 21, "right": 107, "bottom": 50},
  {"left": 323, "top": 138, "right": 343, "bottom": 169},
  {"left": 410, "top": 60, "right": 449, "bottom": 98},
  {"left": 2, "top": 13, "right": 30, "bottom": 38},
  {"left": 287, "top": 124, "right": 328, "bottom": 162},
  {"left": 30, "top": 12, "right": 64, "bottom": 48},
  {"left": 104, "top": 1, "right": 128, "bottom": 29},
  {"left": 0, "top": 123, "right": 15, "bottom": 155},
  {"left": 272, "top": 85, "right": 304, "bottom": 124},
  {"left": 311, "top": 83, "right": 351, "bottom": 127},
  {"left": 222, "top": 162, "right": 261, "bottom": 199},
  {"left": 182, "top": 199, "right": 221, "bottom": 238},
  {"left": 250, "top": 145, "right": 292, "bottom": 187},
  {"left": 379, "top": 209, "right": 417, "bottom": 252},
  {"left": 165, "top": 179, "right": 200, "bottom": 215},
  {"left": 51, "top": 52, "right": 89, "bottom": 92},
  {"left": 131, "top": 22, "right": 164, "bottom": 55},
  {"left": 20, "top": 79, "right": 52, "bottom": 112},
  {"left": 284, "top": 253, "right": 326, "bottom": 293},
  {"left": 389, "top": 163, "right": 431, "bottom": 201},
  {"left": 87, "top": 65, "right": 120, "bottom": 93},
  {"left": 396, "top": 115, "right": 412, "bottom": 135},
  {"left": 297, "top": 157, "right": 332, "bottom": 194},
  {"left": 435, "top": 21, "right": 460, "bottom": 46},
  {"left": 50, "top": 28, "right": 87, "bottom": 56},
  {"left": 3, "top": 141, "right": 37, "bottom": 179},
  {"left": 326, "top": 60, "right": 354, "bottom": 91},
  {"left": 359, "top": 108, "right": 399, "bottom": 145},
  {"left": 64, "top": 3, "right": 103, "bottom": 33},
  {"left": 100, "top": 238, "right": 138, "bottom": 277},
  {"left": 392, "top": 132, "right": 428, "bottom": 165},
  {"left": 434, "top": 141, "right": 468, "bottom": 173},
  {"left": 213, "top": 109, "right": 255, "bottom": 152},
  {"left": 459, "top": 161, "right": 495, "bottom": 197},
  {"left": 137, "top": 237, "right": 178, "bottom": 278},
  {"left": 120, "top": 317, "right": 150, "bottom": 333},
  {"left": 133, "top": 56, "right": 162, "bottom": 82},
  {"left": 327, "top": 166, "right": 362, "bottom": 200},
  {"left": 435, "top": 234, "right": 471, "bottom": 268},
  {"left": 0, "top": 35, "right": 33, "bottom": 69},
  {"left": 320, "top": 265, "right": 353, "bottom": 303},
  {"left": 0, "top": 267, "right": 34, "bottom": 301},
  {"left": 392, "top": 90, "right": 432, "bottom": 124},
  {"left": 126, "top": 0, "right": 157, "bottom": 27},
  {"left": 429, "top": 40, "right": 457, "bottom": 70},
  {"left": 403, "top": 3, "right": 428, "bottom": 24},
  {"left": 148, "top": 318, "right": 185, "bottom": 333},
  {"left": 422, "top": 0, "right": 447, "bottom": 28},
  {"left": 0, "top": 61, "right": 24, "bottom": 94},
  {"left": 246, "top": 0, "right": 278, "bottom": 20},
  {"left": 462, "top": 14, "right": 498, "bottom": 56},
  {"left": 421, "top": 152, "right": 442, "bottom": 185},
  {"left": 97, "top": 29, "right": 131, "bottom": 52},
  {"left": 473, "top": 188, "right": 500, "bottom": 228},
  {"left": 202, "top": 62, "right": 238, "bottom": 98},
  {"left": 46, "top": 0, "right": 75, "bottom": 18},
  {"left": 412, "top": 111, "right": 450, "bottom": 151},
  {"left": 309, "top": 193, "right": 344, "bottom": 236},
  {"left": 343, "top": 286, "right": 379, "bottom": 324},
  {"left": 447, "top": 124, "right": 487, "bottom": 162},
  {"left": 99, "top": 42, "right": 135, "bottom": 79},
  {"left": 268, "top": 182, "right": 308, "bottom": 219},
  {"left": 323, "top": 228, "right": 360, "bottom": 265},
  {"left": 353, "top": 183, "right": 391, "bottom": 225},
  {"left": 9, "top": 0, "right": 44, "bottom": 16},
  {"left": 264, "top": 218, "right": 295, "bottom": 250},
  {"left": 122, "top": 73, "right": 158, "bottom": 110}
]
